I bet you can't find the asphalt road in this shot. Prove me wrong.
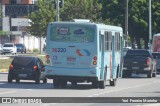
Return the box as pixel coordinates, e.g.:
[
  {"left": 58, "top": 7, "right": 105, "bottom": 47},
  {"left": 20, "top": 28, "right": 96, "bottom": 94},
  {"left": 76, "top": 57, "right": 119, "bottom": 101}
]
[{"left": 0, "top": 73, "right": 160, "bottom": 106}]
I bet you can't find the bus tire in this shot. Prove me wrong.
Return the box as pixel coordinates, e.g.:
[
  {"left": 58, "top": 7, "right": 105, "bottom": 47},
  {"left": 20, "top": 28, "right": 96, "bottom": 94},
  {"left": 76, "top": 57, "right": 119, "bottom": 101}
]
[
  {"left": 110, "top": 79, "right": 116, "bottom": 86},
  {"left": 71, "top": 81, "right": 77, "bottom": 86},
  {"left": 92, "top": 81, "right": 99, "bottom": 88},
  {"left": 116, "top": 65, "right": 119, "bottom": 78},
  {"left": 99, "top": 68, "right": 107, "bottom": 89},
  {"left": 60, "top": 80, "right": 67, "bottom": 88},
  {"left": 43, "top": 77, "right": 47, "bottom": 83},
  {"left": 99, "top": 80, "right": 106, "bottom": 89},
  {"left": 53, "top": 79, "right": 60, "bottom": 88}
]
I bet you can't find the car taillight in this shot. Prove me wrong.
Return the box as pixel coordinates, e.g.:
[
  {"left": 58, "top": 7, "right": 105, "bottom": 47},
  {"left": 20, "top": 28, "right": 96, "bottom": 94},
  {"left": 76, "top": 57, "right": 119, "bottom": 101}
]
[
  {"left": 9, "top": 64, "right": 13, "bottom": 70},
  {"left": 92, "top": 56, "right": 97, "bottom": 65},
  {"left": 147, "top": 59, "right": 151, "bottom": 66},
  {"left": 33, "top": 65, "right": 38, "bottom": 71}
]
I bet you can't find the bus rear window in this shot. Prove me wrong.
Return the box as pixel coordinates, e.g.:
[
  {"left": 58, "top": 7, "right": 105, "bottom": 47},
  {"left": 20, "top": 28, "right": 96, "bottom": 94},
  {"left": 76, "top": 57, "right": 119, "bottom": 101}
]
[{"left": 50, "top": 25, "right": 95, "bottom": 43}]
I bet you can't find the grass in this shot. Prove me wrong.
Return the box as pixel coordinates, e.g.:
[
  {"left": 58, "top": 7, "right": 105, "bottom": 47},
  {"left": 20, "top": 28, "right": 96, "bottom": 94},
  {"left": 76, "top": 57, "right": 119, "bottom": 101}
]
[{"left": 0, "top": 54, "right": 46, "bottom": 72}]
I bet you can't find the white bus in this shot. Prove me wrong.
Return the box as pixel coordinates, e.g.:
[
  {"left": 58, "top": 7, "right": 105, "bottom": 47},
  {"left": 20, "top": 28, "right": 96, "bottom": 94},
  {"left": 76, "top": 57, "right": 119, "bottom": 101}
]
[{"left": 45, "top": 20, "right": 124, "bottom": 89}]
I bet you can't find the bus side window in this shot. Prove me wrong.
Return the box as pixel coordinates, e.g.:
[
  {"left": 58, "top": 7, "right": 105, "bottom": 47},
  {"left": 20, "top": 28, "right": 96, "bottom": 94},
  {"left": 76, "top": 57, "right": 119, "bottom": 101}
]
[
  {"left": 115, "top": 32, "right": 120, "bottom": 51},
  {"left": 109, "top": 32, "right": 112, "bottom": 51},
  {"left": 105, "top": 31, "right": 108, "bottom": 51},
  {"left": 105, "top": 31, "right": 112, "bottom": 51}
]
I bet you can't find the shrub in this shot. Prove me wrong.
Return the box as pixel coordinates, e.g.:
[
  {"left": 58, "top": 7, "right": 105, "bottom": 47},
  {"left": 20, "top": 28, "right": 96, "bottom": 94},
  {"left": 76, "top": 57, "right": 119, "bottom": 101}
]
[{"left": 33, "top": 48, "right": 39, "bottom": 52}]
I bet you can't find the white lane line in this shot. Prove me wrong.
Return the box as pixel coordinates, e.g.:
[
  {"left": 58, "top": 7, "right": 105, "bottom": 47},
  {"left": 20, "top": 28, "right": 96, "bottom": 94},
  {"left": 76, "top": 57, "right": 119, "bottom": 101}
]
[
  {"left": 0, "top": 91, "right": 16, "bottom": 95},
  {"left": 88, "top": 80, "right": 160, "bottom": 97}
]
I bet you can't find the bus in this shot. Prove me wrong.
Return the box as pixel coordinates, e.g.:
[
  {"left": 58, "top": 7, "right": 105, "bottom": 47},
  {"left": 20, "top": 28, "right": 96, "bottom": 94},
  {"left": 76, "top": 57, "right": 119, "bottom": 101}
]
[
  {"left": 153, "top": 33, "right": 160, "bottom": 52},
  {"left": 45, "top": 20, "right": 124, "bottom": 89}
]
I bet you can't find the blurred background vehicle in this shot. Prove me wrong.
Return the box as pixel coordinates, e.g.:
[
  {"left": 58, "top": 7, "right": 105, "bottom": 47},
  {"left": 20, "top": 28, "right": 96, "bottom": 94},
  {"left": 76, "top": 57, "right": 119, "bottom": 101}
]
[
  {"left": 1, "top": 43, "right": 17, "bottom": 55},
  {"left": 123, "top": 49, "right": 156, "bottom": 78},
  {"left": 0, "top": 44, "right": 2, "bottom": 53},
  {"left": 152, "top": 52, "right": 160, "bottom": 72},
  {"left": 15, "top": 43, "right": 26, "bottom": 53},
  {"left": 8, "top": 56, "right": 47, "bottom": 84}
]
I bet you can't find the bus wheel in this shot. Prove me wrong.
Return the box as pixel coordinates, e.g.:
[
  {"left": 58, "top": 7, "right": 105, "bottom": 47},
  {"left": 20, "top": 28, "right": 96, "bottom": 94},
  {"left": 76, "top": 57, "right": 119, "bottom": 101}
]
[
  {"left": 92, "top": 81, "right": 99, "bottom": 88},
  {"left": 71, "top": 81, "right": 77, "bottom": 86},
  {"left": 53, "top": 79, "right": 60, "bottom": 88},
  {"left": 99, "top": 80, "right": 106, "bottom": 89},
  {"left": 110, "top": 79, "right": 116, "bottom": 86},
  {"left": 60, "top": 80, "right": 67, "bottom": 88}
]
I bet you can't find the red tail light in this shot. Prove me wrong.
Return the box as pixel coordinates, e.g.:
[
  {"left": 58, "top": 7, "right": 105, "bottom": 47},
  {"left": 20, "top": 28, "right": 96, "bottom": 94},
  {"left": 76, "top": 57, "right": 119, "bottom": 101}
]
[
  {"left": 93, "top": 56, "right": 97, "bottom": 61},
  {"left": 92, "top": 56, "right": 97, "bottom": 65},
  {"left": 147, "top": 59, "right": 151, "bottom": 66},
  {"left": 9, "top": 64, "right": 13, "bottom": 70},
  {"left": 46, "top": 55, "right": 50, "bottom": 59},
  {"left": 33, "top": 66, "right": 38, "bottom": 71}
]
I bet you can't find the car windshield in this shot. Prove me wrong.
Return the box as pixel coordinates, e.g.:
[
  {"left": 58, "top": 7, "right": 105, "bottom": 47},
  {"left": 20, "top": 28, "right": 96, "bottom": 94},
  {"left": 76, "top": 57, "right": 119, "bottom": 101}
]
[
  {"left": 152, "top": 53, "right": 160, "bottom": 59},
  {"left": 3, "top": 44, "right": 13, "bottom": 47},
  {"left": 12, "top": 57, "right": 35, "bottom": 67}
]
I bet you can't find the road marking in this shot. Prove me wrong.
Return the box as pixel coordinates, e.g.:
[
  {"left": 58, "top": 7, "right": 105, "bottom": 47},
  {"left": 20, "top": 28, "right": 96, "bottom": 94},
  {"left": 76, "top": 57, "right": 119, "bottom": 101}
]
[
  {"left": 88, "top": 80, "right": 160, "bottom": 97},
  {"left": 0, "top": 91, "right": 16, "bottom": 95},
  {"left": 41, "top": 103, "right": 57, "bottom": 106}
]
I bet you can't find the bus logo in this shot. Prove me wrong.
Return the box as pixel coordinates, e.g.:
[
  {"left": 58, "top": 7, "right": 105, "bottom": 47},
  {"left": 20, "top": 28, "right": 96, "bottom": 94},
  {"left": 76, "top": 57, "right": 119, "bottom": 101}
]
[{"left": 76, "top": 49, "right": 90, "bottom": 56}]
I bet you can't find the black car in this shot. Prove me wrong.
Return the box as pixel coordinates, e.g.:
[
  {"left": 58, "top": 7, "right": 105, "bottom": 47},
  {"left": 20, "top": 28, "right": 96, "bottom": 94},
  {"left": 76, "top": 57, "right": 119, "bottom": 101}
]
[
  {"left": 8, "top": 56, "right": 47, "bottom": 84},
  {"left": 15, "top": 44, "right": 26, "bottom": 53}
]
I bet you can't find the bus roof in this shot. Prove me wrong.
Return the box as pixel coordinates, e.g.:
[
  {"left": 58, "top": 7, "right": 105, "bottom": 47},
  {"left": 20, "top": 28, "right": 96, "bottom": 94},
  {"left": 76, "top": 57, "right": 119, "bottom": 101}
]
[{"left": 49, "top": 21, "right": 123, "bottom": 33}]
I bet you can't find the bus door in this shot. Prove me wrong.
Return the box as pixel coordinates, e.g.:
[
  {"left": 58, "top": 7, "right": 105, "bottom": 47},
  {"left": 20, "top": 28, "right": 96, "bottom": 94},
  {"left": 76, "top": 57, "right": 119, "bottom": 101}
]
[
  {"left": 100, "top": 31, "right": 105, "bottom": 80},
  {"left": 112, "top": 33, "right": 116, "bottom": 79}
]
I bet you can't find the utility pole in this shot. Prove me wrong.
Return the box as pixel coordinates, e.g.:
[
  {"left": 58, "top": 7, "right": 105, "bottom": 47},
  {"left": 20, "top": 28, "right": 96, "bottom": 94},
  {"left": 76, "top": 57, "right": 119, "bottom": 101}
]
[
  {"left": 149, "top": 0, "right": 152, "bottom": 50},
  {"left": 56, "top": 0, "right": 59, "bottom": 21},
  {"left": 125, "top": 0, "right": 128, "bottom": 47}
]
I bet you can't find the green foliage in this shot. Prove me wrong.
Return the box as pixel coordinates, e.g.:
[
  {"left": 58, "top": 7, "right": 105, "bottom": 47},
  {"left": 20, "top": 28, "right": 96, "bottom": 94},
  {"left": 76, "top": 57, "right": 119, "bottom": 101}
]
[
  {"left": 33, "top": 48, "right": 39, "bottom": 52},
  {"left": 27, "top": 0, "right": 160, "bottom": 49},
  {"left": 60, "top": 0, "right": 102, "bottom": 22},
  {"left": 28, "top": 0, "right": 56, "bottom": 37}
]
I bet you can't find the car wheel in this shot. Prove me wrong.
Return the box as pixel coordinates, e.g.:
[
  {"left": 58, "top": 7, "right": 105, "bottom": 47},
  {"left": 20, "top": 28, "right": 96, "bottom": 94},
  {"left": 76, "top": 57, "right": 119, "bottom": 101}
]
[
  {"left": 43, "top": 77, "right": 47, "bottom": 83},
  {"left": 8, "top": 75, "right": 12, "bottom": 83},
  {"left": 147, "top": 71, "right": 152, "bottom": 78},
  {"left": 35, "top": 74, "right": 40, "bottom": 84},
  {"left": 152, "top": 72, "right": 156, "bottom": 77},
  {"left": 16, "top": 79, "right": 20, "bottom": 83}
]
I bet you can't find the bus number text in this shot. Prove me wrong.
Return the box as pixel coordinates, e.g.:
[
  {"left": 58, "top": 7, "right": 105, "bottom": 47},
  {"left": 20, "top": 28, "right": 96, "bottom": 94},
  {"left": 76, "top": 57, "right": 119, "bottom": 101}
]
[{"left": 52, "top": 48, "right": 66, "bottom": 52}]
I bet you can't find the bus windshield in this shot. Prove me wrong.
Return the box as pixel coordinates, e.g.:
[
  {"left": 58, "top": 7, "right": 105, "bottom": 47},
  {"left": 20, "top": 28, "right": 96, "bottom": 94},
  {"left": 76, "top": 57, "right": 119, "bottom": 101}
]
[{"left": 50, "top": 24, "right": 95, "bottom": 43}]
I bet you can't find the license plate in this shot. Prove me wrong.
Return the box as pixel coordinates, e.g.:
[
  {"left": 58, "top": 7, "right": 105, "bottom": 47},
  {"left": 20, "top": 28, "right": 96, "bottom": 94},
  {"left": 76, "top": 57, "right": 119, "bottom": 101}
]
[
  {"left": 18, "top": 74, "right": 27, "bottom": 77},
  {"left": 132, "top": 67, "right": 139, "bottom": 70},
  {"left": 67, "top": 57, "right": 76, "bottom": 61}
]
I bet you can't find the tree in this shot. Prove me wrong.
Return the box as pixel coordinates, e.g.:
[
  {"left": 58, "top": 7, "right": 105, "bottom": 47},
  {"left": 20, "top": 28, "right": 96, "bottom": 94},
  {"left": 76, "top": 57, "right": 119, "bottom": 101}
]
[
  {"left": 28, "top": 0, "right": 56, "bottom": 37},
  {"left": 60, "top": 0, "right": 102, "bottom": 22}
]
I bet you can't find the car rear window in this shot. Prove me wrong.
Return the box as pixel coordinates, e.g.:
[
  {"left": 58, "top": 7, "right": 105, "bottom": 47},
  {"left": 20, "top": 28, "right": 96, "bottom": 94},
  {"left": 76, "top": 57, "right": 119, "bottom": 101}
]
[
  {"left": 152, "top": 53, "right": 160, "bottom": 59},
  {"left": 126, "top": 50, "right": 150, "bottom": 56},
  {"left": 15, "top": 44, "right": 23, "bottom": 47},
  {"left": 12, "top": 57, "right": 35, "bottom": 67}
]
